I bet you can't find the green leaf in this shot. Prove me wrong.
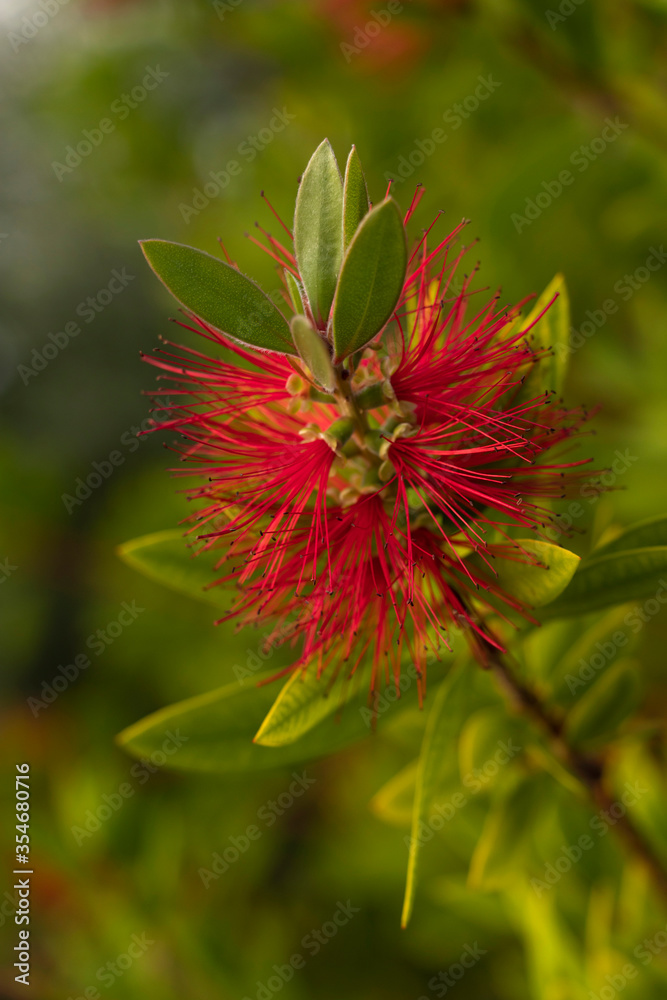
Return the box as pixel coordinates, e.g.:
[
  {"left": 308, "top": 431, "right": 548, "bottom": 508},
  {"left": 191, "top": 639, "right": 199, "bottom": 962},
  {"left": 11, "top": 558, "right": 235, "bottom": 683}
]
[
  {"left": 401, "top": 662, "right": 472, "bottom": 928},
  {"left": 117, "top": 671, "right": 357, "bottom": 774},
  {"left": 293, "top": 139, "right": 343, "bottom": 324},
  {"left": 545, "top": 605, "right": 633, "bottom": 700},
  {"left": 540, "top": 546, "right": 667, "bottom": 620},
  {"left": 524, "top": 745, "right": 584, "bottom": 797},
  {"left": 592, "top": 513, "right": 667, "bottom": 558},
  {"left": 513, "top": 888, "right": 588, "bottom": 998},
  {"left": 342, "top": 145, "right": 369, "bottom": 248},
  {"left": 565, "top": 658, "right": 642, "bottom": 745},
  {"left": 254, "top": 665, "right": 361, "bottom": 747},
  {"left": 332, "top": 198, "right": 407, "bottom": 363},
  {"left": 118, "top": 665, "right": 437, "bottom": 774},
  {"left": 370, "top": 760, "right": 419, "bottom": 828},
  {"left": 289, "top": 315, "right": 336, "bottom": 392},
  {"left": 611, "top": 743, "right": 667, "bottom": 868},
  {"left": 458, "top": 706, "right": 520, "bottom": 792},
  {"left": 468, "top": 774, "right": 549, "bottom": 890},
  {"left": 140, "top": 240, "right": 296, "bottom": 355},
  {"left": 118, "top": 530, "right": 229, "bottom": 609},
  {"left": 429, "top": 878, "right": 509, "bottom": 933},
  {"left": 518, "top": 274, "right": 570, "bottom": 400},
  {"left": 494, "top": 539, "right": 580, "bottom": 607}
]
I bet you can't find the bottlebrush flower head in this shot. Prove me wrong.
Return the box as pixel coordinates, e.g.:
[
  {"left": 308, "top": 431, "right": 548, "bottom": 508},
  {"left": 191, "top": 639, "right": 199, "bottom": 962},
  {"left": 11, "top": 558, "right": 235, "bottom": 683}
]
[{"left": 139, "top": 139, "right": 596, "bottom": 709}]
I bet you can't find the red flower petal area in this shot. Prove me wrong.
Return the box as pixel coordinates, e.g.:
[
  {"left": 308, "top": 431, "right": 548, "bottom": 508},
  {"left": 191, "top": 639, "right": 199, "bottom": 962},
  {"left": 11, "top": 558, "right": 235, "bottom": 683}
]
[{"left": 144, "top": 198, "right": 595, "bottom": 707}]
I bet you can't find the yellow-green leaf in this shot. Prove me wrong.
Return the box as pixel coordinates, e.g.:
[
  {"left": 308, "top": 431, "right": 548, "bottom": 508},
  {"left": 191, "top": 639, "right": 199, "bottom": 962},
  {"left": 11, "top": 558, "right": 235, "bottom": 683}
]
[
  {"left": 117, "top": 671, "right": 362, "bottom": 774},
  {"left": 468, "top": 774, "right": 548, "bottom": 890},
  {"left": 495, "top": 539, "right": 580, "bottom": 607},
  {"left": 254, "top": 666, "right": 361, "bottom": 747},
  {"left": 370, "top": 760, "right": 419, "bottom": 828},
  {"left": 401, "top": 661, "right": 472, "bottom": 928},
  {"left": 118, "top": 530, "right": 228, "bottom": 608},
  {"left": 118, "top": 667, "right": 437, "bottom": 775}
]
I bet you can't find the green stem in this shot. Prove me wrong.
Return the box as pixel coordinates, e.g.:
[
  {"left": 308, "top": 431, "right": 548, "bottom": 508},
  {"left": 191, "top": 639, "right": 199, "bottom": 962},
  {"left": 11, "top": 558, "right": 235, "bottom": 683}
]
[
  {"left": 490, "top": 652, "right": 667, "bottom": 907},
  {"left": 334, "top": 367, "right": 371, "bottom": 450}
]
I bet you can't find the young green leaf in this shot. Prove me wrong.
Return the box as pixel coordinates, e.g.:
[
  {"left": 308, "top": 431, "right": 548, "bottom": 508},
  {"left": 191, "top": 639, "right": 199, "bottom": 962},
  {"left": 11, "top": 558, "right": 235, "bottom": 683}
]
[
  {"left": 285, "top": 269, "right": 305, "bottom": 313},
  {"left": 118, "top": 530, "right": 229, "bottom": 608},
  {"left": 293, "top": 139, "right": 343, "bottom": 324},
  {"left": 140, "top": 240, "right": 296, "bottom": 355},
  {"left": 539, "top": 546, "right": 667, "bottom": 620},
  {"left": 494, "top": 539, "right": 580, "bottom": 607},
  {"left": 343, "top": 145, "right": 369, "bottom": 248},
  {"left": 290, "top": 314, "right": 336, "bottom": 392},
  {"left": 332, "top": 198, "right": 407, "bottom": 363}
]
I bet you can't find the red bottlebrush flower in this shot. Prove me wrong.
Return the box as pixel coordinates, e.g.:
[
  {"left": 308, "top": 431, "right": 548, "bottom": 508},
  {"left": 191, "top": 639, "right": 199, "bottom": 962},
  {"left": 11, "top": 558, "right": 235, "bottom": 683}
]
[{"left": 140, "top": 143, "right": 595, "bottom": 709}]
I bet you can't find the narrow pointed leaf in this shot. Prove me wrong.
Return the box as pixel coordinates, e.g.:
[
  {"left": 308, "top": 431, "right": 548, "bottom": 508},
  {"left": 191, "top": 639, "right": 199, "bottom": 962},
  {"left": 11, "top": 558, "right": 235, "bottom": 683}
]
[
  {"left": 539, "top": 546, "right": 667, "bottom": 620},
  {"left": 343, "top": 145, "right": 369, "bottom": 248},
  {"left": 285, "top": 269, "right": 305, "bottom": 313},
  {"left": 515, "top": 883, "right": 588, "bottom": 992},
  {"left": 468, "top": 775, "right": 548, "bottom": 890},
  {"left": 458, "top": 706, "right": 523, "bottom": 791},
  {"left": 117, "top": 671, "right": 357, "bottom": 773},
  {"left": 118, "top": 530, "right": 230, "bottom": 608},
  {"left": 494, "top": 539, "right": 580, "bottom": 607},
  {"left": 517, "top": 274, "right": 570, "bottom": 401},
  {"left": 371, "top": 760, "right": 419, "bottom": 828},
  {"left": 547, "top": 605, "right": 632, "bottom": 697},
  {"left": 402, "top": 662, "right": 471, "bottom": 928},
  {"left": 591, "top": 513, "right": 667, "bottom": 558},
  {"left": 332, "top": 198, "right": 407, "bottom": 363},
  {"left": 290, "top": 315, "right": 336, "bottom": 392},
  {"left": 293, "top": 139, "right": 343, "bottom": 323},
  {"left": 140, "top": 239, "right": 296, "bottom": 355},
  {"left": 611, "top": 743, "right": 667, "bottom": 866},
  {"left": 117, "top": 668, "right": 438, "bottom": 774},
  {"left": 565, "top": 658, "right": 641, "bottom": 745}
]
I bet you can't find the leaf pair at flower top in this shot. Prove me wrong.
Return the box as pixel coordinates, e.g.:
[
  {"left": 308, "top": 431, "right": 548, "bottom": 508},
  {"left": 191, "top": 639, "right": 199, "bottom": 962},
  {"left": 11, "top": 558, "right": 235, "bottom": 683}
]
[
  {"left": 294, "top": 140, "right": 407, "bottom": 362},
  {"left": 140, "top": 139, "right": 408, "bottom": 374}
]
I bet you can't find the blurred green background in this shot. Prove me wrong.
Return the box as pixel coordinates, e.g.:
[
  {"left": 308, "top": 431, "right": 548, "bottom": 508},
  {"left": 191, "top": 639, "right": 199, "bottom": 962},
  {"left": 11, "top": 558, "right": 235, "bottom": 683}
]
[{"left": 2, "top": 0, "right": 667, "bottom": 996}]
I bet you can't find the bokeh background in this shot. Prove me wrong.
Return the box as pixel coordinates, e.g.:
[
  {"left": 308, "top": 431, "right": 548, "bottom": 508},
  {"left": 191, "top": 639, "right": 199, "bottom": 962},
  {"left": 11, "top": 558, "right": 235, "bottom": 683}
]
[{"left": 2, "top": 0, "right": 667, "bottom": 997}]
